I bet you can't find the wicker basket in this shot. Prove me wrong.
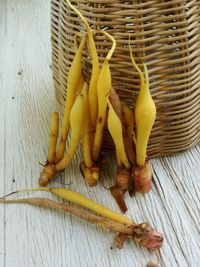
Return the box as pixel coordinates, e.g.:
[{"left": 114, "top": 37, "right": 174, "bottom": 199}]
[{"left": 51, "top": 0, "right": 200, "bottom": 157}]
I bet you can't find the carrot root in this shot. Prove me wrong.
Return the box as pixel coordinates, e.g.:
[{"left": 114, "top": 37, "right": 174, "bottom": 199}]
[
  {"left": 39, "top": 164, "right": 57, "bottom": 187},
  {"left": 116, "top": 166, "right": 131, "bottom": 191},
  {"left": 133, "top": 161, "right": 152, "bottom": 193},
  {"left": 80, "top": 162, "right": 100, "bottom": 187},
  {"left": 114, "top": 233, "right": 127, "bottom": 249},
  {"left": 47, "top": 112, "right": 59, "bottom": 164},
  {"left": 110, "top": 185, "right": 127, "bottom": 213},
  {"left": 109, "top": 166, "right": 131, "bottom": 213},
  {"left": 0, "top": 197, "right": 163, "bottom": 249}
]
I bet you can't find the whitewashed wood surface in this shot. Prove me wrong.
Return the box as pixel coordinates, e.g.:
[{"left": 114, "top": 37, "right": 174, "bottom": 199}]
[{"left": 0, "top": 1, "right": 200, "bottom": 266}]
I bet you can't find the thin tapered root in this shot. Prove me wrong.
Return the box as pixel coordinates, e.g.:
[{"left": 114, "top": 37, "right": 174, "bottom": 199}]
[
  {"left": 129, "top": 38, "right": 145, "bottom": 87},
  {"left": 0, "top": 197, "right": 163, "bottom": 249},
  {"left": 101, "top": 30, "right": 116, "bottom": 61},
  {"left": 110, "top": 185, "right": 127, "bottom": 213},
  {"left": 133, "top": 161, "right": 152, "bottom": 193},
  {"left": 110, "top": 166, "right": 131, "bottom": 213},
  {"left": 48, "top": 112, "right": 59, "bottom": 164}
]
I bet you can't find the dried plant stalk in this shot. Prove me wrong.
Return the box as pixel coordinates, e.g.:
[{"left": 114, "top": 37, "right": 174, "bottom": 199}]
[{"left": 0, "top": 197, "right": 163, "bottom": 249}]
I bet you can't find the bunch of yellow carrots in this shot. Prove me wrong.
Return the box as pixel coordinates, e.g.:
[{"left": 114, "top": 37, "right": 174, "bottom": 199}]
[
  {"left": 39, "top": 0, "right": 156, "bottom": 212},
  {"left": 0, "top": 1, "right": 162, "bottom": 254}
]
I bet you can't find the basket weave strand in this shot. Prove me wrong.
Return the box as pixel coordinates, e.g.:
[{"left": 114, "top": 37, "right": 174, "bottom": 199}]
[{"left": 51, "top": 0, "right": 200, "bottom": 157}]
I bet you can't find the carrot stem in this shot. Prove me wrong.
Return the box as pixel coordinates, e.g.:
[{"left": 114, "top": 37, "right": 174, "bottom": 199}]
[{"left": 0, "top": 197, "right": 164, "bottom": 249}]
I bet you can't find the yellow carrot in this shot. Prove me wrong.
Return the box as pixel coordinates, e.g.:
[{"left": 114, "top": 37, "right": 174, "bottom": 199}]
[
  {"left": 47, "top": 112, "right": 59, "bottom": 164},
  {"left": 65, "top": 0, "right": 99, "bottom": 129},
  {"left": 56, "top": 35, "right": 86, "bottom": 162},
  {"left": 88, "top": 33, "right": 99, "bottom": 130},
  {"left": 92, "top": 59, "right": 111, "bottom": 161},
  {"left": 56, "top": 94, "right": 84, "bottom": 171},
  {"left": 92, "top": 31, "right": 116, "bottom": 161},
  {"left": 81, "top": 83, "right": 93, "bottom": 168},
  {"left": 107, "top": 99, "right": 131, "bottom": 169},
  {"left": 50, "top": 187, "right": 132, "bottom": 224},
  {"left": 81, "top": 83, "right": 100, "bottom": 186},
  {"left": 3, "top": 187, "right": 133, "bottom": 225},
  {"left": 130, "top": 46, "right": 156, "bottom": 166},
  {"left": 135, "top": 66, "right": 156, "bottom": 166}
]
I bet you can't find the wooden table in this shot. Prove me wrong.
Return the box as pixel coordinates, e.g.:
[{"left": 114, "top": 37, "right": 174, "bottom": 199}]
[{"left": 0, "top": 1, "right": 199, "bottom": 266}]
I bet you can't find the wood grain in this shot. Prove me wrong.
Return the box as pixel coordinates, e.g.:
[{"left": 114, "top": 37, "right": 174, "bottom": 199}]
[{"left": 0, "top": 0, "right": 199, "bottom": 266}]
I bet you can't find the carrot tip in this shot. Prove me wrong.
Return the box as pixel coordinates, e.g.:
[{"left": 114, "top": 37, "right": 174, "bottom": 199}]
[{"left": 110, "top": 185, "right": 127, "bottom": 213}]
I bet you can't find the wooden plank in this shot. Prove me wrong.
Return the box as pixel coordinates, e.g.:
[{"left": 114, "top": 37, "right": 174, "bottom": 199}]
[
  {"left": 0, "top": 0, "right": 7, "bottom": 265},
  {"left": 151, "top": 154, "right": 200, "bottom": 267},
  {"left": 0, "top": 0, "right": 200, "bottom": 267}
]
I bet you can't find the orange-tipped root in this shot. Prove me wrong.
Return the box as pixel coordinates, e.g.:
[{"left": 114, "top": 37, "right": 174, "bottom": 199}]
[
  {"left": 133, "top": 161, "right": 152, "bottom": 193},
  {"left": 39, "top": 164, "right": 57, "bottom": 187}
]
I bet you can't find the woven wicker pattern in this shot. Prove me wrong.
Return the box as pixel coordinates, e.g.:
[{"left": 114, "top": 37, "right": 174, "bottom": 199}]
[{"left": 51, "top": 0, "right": 200, "bottom": 157}]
